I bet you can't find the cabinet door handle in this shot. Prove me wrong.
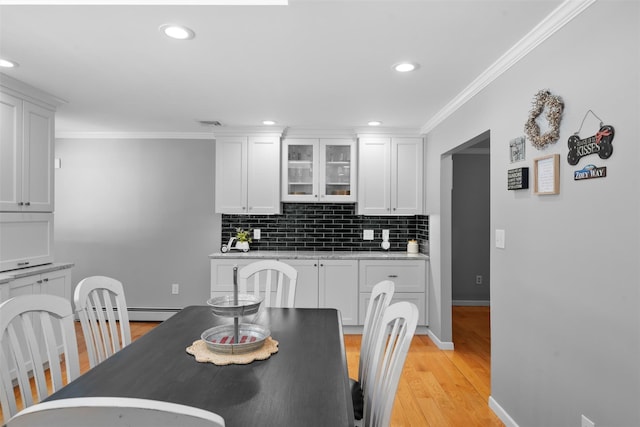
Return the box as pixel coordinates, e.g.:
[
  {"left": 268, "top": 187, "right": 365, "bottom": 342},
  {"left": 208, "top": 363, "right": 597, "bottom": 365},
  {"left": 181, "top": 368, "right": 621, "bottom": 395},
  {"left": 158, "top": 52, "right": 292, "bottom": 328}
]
[
  {"left": 25, "top": 202, "right": 31, "bottom": 206},
  {"left": 43, "top": 278, "right": 49, "bottom": 282},
  {"left": 18, "top": 202, "right": 24, "bottom": 206},
  {"left": 17, "top": 261, "right": 30, "bottom": 266},
  {"left": 320, "top": 263, "right": 324, "bottom": 267},
  {"left": 242, "top": 206, "right": 246, "bottom": 210},
  {"left": 37, "top": 280, "right": 43, "bottom": 284},
  {"left": 314, "top": 264, "right": 317, "bottom": 267},
  {"left": 392, "top": 207, "right": 396, "bottom": 211},
  {"left": 388, "top": 274, "right": 398, "bottom": 278}
]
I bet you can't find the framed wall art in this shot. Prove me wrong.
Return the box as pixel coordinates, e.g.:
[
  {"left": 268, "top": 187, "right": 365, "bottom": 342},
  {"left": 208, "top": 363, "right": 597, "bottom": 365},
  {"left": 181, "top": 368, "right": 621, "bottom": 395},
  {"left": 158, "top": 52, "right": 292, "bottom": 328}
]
[
  {"left": 510, "top": 136, "right": 526, "bottom": 163},
  {"left": 534, "top": 154, "right": 560, "bottom": 195}
]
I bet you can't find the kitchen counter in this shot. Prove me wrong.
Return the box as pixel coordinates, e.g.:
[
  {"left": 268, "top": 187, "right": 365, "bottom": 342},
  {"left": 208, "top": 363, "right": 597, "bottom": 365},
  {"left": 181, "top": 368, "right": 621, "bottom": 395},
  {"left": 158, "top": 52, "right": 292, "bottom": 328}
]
[
  {"left": 209, "top": 250, "right": 428, "bottom": 261},
  {"left": 0, "top": 262, "right": 75, "bottom": 284}
]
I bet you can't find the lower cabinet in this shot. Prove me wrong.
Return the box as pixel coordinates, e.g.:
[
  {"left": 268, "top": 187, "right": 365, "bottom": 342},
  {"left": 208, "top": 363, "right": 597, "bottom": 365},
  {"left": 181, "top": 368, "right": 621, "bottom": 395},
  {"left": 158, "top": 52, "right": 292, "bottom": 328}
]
[
  {"left": 1, "top": 267, "right": 72, "bottom": 302},
  {"left": 210, "top": 257, "right": 428, "bottom": 327},
  {"left": 359, "top": 259, "right": 428, "bottom": 325},
  {"left": 318, "top": 260, "right": 358, "bottom": 326}
]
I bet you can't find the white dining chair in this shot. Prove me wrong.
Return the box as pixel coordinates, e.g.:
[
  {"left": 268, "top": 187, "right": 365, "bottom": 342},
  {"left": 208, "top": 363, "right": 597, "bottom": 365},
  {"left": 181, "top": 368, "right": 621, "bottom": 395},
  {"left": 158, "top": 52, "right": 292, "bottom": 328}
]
[
  {"left": 6, "top": 397, "right": 225, "bottom": 427},
  {"left": 0, "top": 295, "right": 81, "bottom": 419},
  {"left": 73, "top": 276, "right": 131, "bottom": 368},
  {"left": 360, "top": 301, "right": 419, "bottom": 427},
  {"left": 350, "top": 280, "right": 395, "bottom": 420},
  {"left": 238, "top": 260, "right": 298, "bottom": 308}
]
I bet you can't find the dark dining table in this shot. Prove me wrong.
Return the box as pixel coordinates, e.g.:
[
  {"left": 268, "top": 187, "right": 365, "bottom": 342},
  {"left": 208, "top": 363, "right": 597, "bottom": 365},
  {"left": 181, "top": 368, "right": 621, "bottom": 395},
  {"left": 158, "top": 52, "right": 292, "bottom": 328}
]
[{"left": 47, "top": 306, "right": 355, "bottom": 427}]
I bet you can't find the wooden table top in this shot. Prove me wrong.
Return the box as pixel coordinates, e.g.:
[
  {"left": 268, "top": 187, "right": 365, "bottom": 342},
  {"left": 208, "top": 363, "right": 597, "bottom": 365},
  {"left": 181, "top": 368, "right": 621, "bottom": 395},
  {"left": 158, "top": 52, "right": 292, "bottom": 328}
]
[{"left": 47, "top": 306, "right": 354, "bottom": 427}]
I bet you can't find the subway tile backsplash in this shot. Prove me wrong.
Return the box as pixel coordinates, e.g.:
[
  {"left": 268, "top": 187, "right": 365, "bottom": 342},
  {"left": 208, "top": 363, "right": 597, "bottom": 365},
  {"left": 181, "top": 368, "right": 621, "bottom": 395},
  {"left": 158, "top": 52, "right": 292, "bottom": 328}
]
[{"left": 221, "top": 203, "right": 428, "bottom": 253}]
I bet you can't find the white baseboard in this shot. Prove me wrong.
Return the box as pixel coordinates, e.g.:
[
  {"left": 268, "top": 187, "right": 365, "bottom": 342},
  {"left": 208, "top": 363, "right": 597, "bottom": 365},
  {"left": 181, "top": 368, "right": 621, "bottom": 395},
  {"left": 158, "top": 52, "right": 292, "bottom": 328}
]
[
  {"left": 453, "top": 300, "right": 490, "bottom": 306},
  {"left": 128, "top": 308, "right": 180, "bottom": 321},
  {"left": 427, "top": 328, "right": 454, "bottom": 350},
  {"left": 489, "top": 396, "right": 519, "bottom": 427}
]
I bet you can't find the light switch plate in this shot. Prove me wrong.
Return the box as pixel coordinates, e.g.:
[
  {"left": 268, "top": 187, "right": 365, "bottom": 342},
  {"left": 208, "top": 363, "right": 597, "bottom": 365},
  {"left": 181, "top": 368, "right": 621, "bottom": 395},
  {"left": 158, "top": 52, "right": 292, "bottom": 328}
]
[
  {"left": 495, "top": 229, "right": 505, "bottom": 249},
  {"left": 363, "top": 229, "right": 374, "bottom": 240},
  {"left": 382, "top": 229, "right": 390, "bottom": 240},
  {"left": 253, "top": 229, "right": 261, "bottom": 240}
]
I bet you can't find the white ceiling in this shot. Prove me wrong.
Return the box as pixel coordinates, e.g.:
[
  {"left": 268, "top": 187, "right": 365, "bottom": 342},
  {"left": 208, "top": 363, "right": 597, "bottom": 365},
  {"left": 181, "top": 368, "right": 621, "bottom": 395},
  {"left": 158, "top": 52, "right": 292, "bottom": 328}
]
[{"left": 0, "top": 0, "right": 563, "bottom": 137}]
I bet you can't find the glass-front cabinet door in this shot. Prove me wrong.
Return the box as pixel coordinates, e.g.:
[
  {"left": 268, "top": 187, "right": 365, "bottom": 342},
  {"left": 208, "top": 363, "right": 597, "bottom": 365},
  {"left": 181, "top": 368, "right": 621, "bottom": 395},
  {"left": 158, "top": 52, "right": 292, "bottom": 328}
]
[
  {"left": 282, "top": 138, "right": 356, "bottom": 202},
  {"left": 282, "top": 139, "right": 319, "bottom": 202},
  {"left": 319, "top": 139, "right": 356, "bottom": 202}
]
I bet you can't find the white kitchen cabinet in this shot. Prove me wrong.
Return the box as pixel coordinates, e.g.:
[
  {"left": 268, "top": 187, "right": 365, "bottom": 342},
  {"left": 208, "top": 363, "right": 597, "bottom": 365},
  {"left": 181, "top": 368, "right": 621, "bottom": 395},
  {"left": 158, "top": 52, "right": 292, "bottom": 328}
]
[
  {"left": 215, "top": 135, "right": 281, "bottom": 214},
  {"left": 0, "top": 265, "right": 72, "bottom": 303},
  {"left": 0, "top": 212, "right": 54, "bottom": 272},
  {"left": 210, "top": 258, "right": 319, "bottom": 308},
  {"left": 319, "top": 260, "right": 358, "bottom": 325},
  {"left": 210, "top": 258, "right": 359, "bottom": 322},
  {"left": 357, "top": 137, "right": 423, "bottom": 215},
  {"left": 359, "top": 259, "right": 427, "bottom": 325},
  {"left": 282, "top": 138, "right": 356, "bottom": 203},
  {"left": 0, "top": 91, "right": 55, "bottom": 212},
  {"left": 283, "top": 259, "right": 319, "bottom": 308}
]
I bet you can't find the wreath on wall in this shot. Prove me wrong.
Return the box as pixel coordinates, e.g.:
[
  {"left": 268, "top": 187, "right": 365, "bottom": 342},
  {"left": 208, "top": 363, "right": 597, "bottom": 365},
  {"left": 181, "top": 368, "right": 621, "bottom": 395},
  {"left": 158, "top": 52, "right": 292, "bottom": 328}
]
[{"left": 524, "top": 90, "right": 564, "bottom": 149}]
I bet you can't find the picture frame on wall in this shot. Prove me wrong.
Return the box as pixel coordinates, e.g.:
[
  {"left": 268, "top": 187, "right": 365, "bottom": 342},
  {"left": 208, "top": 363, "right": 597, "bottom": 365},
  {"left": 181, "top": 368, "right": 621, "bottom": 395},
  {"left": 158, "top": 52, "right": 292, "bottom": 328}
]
[
  {"left": 534, "top": 154, "right": 560, "bottom": 195},
  {"left": 510, "top": 136, "right": 526, "bottom": 163}
]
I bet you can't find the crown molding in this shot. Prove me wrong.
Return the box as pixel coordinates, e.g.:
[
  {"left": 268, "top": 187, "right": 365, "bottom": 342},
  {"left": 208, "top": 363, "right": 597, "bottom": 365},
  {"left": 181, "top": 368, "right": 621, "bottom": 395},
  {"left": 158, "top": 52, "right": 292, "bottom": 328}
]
[
  {"left": 56, "top": 131, "right": 215, "bottom": 140},
  {"left": 0, "top": 1, "right": 287, "bottom": 4},
  {"left": 420, "top": 0, "right": 597, "bottom": 135},
  {"left": 1, "top": 73, "right": 67, "bottom": 109}
]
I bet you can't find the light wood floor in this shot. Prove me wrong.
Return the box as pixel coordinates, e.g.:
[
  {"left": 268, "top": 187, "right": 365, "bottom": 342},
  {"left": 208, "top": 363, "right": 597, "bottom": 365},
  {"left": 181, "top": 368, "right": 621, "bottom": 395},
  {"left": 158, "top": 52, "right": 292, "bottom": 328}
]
[{"left": 2, "top": 306, "right": 503, "bottom": 426}]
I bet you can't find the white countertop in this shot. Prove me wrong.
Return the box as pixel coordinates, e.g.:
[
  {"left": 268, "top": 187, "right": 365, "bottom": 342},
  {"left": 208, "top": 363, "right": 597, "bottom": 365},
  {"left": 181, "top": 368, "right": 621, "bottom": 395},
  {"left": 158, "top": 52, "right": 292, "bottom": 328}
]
[
  {"left": 209, "top": 250, "right": 428, "bottom": 260},
  {"left": 0, "top": 262, "right": 75, "bottom": 284}
]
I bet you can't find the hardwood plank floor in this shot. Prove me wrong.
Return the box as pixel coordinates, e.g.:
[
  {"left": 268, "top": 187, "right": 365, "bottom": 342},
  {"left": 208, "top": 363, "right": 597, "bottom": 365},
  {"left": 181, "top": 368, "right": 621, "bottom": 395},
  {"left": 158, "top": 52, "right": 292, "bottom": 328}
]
[{"left": 2, "top": 306, "right": 503, "bottom": 426}]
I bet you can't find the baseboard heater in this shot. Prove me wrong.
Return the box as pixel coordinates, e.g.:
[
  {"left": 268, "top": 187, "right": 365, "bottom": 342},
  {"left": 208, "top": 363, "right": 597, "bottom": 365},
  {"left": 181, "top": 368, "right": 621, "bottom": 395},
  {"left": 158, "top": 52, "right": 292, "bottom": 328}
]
[{"left": 127, "top": 307, "right": 182, "bottom": 321}]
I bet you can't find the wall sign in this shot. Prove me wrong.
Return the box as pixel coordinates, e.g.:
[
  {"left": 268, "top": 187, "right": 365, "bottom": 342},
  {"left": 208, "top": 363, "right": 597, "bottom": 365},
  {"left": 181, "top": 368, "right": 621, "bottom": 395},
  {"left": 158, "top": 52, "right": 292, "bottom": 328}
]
[
  {"left": 510, "top": 136, "right": 526, "bottom": 163},
  {"left": 534, "top": 154, "right": 560, "bottom": 195},
  {"left": 508, "top": 167, "right": 529, "bottom": 190},
  {"left": 574, "top": 164, "right": 607, "bottom": 181},
  {"left": 567, "top": 124, "right": 615, "bottom": 165}
]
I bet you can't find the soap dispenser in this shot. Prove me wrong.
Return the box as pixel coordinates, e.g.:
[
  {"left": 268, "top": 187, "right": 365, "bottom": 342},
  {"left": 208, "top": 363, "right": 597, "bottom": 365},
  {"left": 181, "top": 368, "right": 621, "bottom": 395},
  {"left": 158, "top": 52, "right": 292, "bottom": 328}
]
[{"left": 381, "top": 229, "right": 390, "bottom": 250}]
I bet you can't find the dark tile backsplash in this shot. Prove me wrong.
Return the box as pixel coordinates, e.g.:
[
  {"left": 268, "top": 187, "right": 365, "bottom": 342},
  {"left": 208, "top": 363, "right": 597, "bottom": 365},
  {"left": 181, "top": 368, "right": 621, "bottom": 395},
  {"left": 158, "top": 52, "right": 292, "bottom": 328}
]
[{"left": 221, "top": 203, "right": 428, "bottom": 253}]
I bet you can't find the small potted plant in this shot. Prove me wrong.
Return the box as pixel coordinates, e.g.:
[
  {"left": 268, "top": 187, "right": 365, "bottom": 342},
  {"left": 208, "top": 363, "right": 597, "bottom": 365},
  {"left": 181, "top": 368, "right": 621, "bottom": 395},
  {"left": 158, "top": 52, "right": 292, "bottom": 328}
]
[{"left": 235, "top": 227, "right": 252, "bottom": 252}]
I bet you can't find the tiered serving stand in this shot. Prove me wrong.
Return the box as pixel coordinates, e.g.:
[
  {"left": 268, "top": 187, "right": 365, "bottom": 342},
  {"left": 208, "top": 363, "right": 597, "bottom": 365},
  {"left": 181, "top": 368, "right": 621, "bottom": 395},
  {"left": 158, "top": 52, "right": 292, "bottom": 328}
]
[{"left": 201, "top": 266, "right": 270, "bottom": 354}]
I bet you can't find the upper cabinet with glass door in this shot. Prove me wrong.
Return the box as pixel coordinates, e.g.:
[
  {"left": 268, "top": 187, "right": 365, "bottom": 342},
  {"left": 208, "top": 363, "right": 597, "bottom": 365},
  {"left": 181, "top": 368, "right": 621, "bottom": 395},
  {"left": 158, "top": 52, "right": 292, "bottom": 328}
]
[{"left": 282, "top": 138, "right": 356, "bottom": 202}]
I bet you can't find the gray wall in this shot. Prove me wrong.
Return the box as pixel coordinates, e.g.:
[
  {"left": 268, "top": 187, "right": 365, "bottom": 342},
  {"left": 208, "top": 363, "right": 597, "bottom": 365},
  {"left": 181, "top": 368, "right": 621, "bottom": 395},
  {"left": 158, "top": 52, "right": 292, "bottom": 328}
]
[
  {"left": 425, "top": 1, "right": 639, "bottom": 426},
  {"left": 452, "top": 151, "right": 490, "bottom": 303},
  {"left": 54, "top": 138, "right": 221, "bottom": 310}
]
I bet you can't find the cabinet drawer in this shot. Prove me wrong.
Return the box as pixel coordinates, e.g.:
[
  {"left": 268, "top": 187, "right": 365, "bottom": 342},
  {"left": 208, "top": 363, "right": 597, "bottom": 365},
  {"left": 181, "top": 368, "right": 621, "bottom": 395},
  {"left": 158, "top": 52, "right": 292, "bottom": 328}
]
[
  {"left": 359, "top": 260, "right": 425, "bottom": 292},
  {"left": 0, "top": 213, "right": 54, "bottom": 272},
  {"left": 359, "top": 292, "right": 426, "bottom": 325}
]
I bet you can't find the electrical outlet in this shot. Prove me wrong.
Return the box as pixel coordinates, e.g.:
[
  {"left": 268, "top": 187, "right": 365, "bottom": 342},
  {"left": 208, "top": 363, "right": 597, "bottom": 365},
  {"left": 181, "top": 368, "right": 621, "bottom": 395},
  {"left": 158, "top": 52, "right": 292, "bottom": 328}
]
[
  {"left": 495, "top": 229, "right": 505, "bottom": 249},
  {"left": 475, "top": 275, "right": 483, "bottom": 285},
  {"left": 254, "top": 229, "right": 261, "bottom": 240},
  {"left": 581, "top": 415, "right": 595, "bottom": 427},
  {"left": 363, "top": 229, "right": 374, "bottom": 240},
  {"left": 171, "top": 283, "right": 179, "bottom": 295}
]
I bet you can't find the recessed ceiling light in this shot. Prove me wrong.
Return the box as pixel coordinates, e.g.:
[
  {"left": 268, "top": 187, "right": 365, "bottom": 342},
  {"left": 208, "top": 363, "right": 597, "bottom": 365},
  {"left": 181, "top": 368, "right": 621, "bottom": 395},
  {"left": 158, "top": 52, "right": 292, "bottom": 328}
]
[
  {"left": 368, "top": 121, "right": 382, "bottom": 126},
  {"left": 393, "top": 62, "right": 419, "bottom": 73},
  {"left": 0, "top": 59, "right": 18, "bottom": 68},
  {"left": 262, "top": 120, "right": 276, "bottom": 125},
  {"left": 159, "top": 24, "right": 195, "bottom": 40}
]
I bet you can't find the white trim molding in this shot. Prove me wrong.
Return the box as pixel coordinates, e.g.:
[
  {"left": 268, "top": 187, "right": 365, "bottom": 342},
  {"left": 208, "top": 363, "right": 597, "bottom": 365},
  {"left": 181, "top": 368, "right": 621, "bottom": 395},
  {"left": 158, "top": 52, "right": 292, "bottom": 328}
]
[
  {"left": 420, "top": 0, "right": 597, "bottom": 134},
  {"left": 56, "top": 131, "right": 216, "bottom": 140},
  {"left": 489, "top": 396, "right": 520, "bottom": 427},
  {"left": 427, "top": 328, "right": 454, "bottom": 350}
]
